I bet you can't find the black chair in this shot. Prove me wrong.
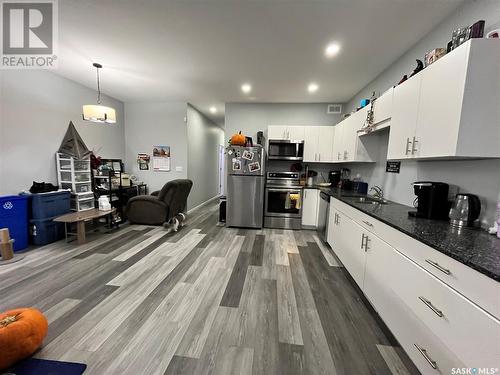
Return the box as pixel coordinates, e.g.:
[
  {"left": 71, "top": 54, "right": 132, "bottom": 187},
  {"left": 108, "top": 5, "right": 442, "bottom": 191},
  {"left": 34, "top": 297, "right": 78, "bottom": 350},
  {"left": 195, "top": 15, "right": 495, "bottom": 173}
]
[{"left": 126, "top": 179, "right": 193, "bottom": 226}]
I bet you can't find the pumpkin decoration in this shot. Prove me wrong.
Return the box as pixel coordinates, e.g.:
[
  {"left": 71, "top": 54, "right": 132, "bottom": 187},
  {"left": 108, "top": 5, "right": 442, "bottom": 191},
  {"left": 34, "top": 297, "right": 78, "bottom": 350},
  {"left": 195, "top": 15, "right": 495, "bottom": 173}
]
[
  {"left": 0, "top": 308, "right": 48, "bottom": 370},
  {"left": 230, "top": 131, "right": 246, "bottom": 146}
]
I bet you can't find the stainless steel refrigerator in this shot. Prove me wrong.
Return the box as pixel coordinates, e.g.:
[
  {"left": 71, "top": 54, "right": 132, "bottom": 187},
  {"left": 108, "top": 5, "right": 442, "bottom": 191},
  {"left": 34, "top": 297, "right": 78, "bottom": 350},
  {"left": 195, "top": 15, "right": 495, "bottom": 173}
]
[{"left": 226, "top": 145, "right": 265, "bottom": 228}]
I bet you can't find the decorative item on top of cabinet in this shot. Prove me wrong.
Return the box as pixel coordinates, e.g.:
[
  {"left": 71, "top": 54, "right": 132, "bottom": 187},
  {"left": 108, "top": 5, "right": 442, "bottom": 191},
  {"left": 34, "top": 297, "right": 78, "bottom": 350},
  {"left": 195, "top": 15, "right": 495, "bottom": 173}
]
[
  {"left": 409, "top": 59, "right": 424, "bottom": 78},
  {"left": 358, "top": 88, "right": 394, "bottom": 136}
]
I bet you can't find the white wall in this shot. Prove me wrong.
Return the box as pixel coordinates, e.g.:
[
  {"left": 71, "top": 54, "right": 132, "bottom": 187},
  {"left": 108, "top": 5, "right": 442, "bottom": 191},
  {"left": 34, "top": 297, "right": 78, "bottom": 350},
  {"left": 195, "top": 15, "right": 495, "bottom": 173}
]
[
  {"left": 186, "top": 104, "right": 224, "bottom": 210},
  {"left": 124, "top": 102, "right": 188, "bottom": 194},
  {"left": 341, "top": 0, "right": 500, "bottom": 226},
  {"left": 346, "top": 0, "right": 500, "bottom": 113},
  {"left": 0, "top": 70, "right": 125, "bottom": 195},
  {"left": 225, "top": 103, "right": 344, "bottom": 144}
]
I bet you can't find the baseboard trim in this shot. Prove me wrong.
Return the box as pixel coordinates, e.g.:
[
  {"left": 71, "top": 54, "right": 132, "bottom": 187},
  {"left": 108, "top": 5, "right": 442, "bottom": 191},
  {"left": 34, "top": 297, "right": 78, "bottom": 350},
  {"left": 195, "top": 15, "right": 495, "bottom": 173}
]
[{"left": 187, "top": 195, "right": 220, "bottom": 214}]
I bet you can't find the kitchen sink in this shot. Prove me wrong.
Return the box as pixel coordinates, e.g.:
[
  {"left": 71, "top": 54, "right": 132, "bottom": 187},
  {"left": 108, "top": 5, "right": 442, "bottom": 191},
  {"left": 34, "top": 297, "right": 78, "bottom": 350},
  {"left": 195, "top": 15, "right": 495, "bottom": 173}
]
[{"left": 351, "top": 197, "right": 388, "bottom": 205}]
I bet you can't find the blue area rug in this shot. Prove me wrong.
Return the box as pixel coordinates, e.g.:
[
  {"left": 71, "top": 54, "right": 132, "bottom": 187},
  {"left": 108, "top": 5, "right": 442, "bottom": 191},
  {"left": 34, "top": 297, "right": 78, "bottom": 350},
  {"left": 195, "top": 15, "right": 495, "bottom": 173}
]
[{"left": 2, "top": 358, "right": 86, "bottom": 375}]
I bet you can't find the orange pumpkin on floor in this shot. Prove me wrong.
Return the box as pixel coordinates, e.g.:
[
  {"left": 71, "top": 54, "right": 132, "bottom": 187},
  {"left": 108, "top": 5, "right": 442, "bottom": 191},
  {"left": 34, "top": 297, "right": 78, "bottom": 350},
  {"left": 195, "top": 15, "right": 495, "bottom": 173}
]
[
  {"left": 230, "top": 131, "right": 246, "bottom": 146},
  {"left": 0, "top": 308, "right": 48, "bottom": 370}
]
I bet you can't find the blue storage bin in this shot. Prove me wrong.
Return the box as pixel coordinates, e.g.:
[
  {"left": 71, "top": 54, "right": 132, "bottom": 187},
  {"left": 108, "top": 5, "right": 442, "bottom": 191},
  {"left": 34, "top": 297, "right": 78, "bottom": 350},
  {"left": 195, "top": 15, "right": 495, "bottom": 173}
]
[
  {"left": 29, "top": 191, "right": 71, "bottom": 219},
  {"left": 0, "top": 195, "right": 29, "bottom": 251},
  {"left": 29, "top": 216, "right": 66, "bottom": 246}
]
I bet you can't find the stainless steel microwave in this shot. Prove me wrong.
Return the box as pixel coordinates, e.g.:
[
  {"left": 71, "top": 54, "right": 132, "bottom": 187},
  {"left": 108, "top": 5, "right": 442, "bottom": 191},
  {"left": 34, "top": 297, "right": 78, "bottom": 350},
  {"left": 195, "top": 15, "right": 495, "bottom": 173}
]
[{"left": 267, "top": 139, "right": 304, "bottom": 160}]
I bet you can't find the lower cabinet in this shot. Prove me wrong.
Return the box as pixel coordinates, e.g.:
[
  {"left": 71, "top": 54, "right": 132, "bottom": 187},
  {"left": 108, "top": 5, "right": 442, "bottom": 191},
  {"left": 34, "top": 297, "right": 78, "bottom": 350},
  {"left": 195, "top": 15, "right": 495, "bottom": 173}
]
[
  {"left": 301, "top": 188, "right": 319, "bottom": 227},
  {"left": 328, "top": 208, "right": 366, "bottom": 288},
  {"left": 328, "top": 198, "right": 500, "bottom": 374}
]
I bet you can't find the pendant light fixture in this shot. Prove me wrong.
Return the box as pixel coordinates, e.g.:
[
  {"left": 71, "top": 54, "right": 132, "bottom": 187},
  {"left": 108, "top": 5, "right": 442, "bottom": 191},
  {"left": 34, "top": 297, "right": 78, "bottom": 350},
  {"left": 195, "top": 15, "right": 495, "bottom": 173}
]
[{"left": 82, "top": 62, "right": 116, "bottom": 124}]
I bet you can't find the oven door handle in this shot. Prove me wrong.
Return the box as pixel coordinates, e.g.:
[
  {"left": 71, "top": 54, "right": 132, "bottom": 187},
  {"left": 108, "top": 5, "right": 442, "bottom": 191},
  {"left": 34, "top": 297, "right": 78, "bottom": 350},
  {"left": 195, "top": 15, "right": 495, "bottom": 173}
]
[{"left": 266, "top": 188, "right": 302, "bottom": 193}]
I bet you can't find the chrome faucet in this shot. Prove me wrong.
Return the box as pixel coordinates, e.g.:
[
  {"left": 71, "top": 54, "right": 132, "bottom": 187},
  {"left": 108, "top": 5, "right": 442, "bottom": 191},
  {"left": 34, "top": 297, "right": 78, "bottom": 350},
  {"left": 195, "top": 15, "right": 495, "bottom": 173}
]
[{"left": 370, "top": 186, "right": 384, "bottom": 200}]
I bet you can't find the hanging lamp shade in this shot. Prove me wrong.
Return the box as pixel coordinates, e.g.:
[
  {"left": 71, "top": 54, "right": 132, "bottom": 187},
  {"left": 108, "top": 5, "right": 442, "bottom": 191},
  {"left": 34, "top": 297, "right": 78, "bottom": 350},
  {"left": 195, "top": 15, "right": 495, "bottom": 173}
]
[
  {"left": 82, "top": 62, "right": 116, "bottom": 124},
  {"left": 82, "top": 105, "right": 116, "bottom": 123}
]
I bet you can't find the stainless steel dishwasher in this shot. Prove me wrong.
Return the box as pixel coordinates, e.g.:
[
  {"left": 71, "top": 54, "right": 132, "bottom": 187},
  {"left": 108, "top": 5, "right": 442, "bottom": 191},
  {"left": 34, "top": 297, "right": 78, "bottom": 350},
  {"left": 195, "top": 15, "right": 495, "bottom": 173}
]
[{"left": 317, "top": 191, "right": 330, "bottom": 243}]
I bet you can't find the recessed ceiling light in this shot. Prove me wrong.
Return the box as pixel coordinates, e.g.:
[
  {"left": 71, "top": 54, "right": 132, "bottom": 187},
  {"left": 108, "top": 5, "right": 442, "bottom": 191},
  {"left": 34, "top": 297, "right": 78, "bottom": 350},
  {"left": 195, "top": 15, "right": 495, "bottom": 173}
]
[
  {"left": 325, "top": 43, "right": 341, "bottom": 57},
  {"left": 241, "top": 83, "right": 252, "bottom": 94},
  {"left": 209, "top": 106, "right": 217, "bottom": 114},
  {"left": 308, "top": 83, "right": 319, "bottom": 93}
]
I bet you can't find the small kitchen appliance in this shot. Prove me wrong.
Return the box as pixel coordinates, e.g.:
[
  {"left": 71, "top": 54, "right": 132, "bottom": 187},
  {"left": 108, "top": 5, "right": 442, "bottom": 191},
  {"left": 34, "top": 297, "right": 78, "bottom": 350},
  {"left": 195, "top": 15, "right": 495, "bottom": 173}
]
[
  {"left": 338, "top": 168, "right": 352, "bottom": 190},
  {"left": 409, "top": 181, "right": 450, "bottom": 220},
  {"left": 449, "top": 193, "right": 481, "bottom": 227},
  {"left": 328, "top": 170, "right": 341, "bottom": 187}
]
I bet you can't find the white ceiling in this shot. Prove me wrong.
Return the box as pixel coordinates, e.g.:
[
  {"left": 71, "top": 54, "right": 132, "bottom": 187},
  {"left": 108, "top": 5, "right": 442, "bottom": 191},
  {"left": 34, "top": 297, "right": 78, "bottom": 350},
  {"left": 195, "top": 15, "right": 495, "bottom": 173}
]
[{"left": 56, "top": 0, "right": 463, "bottom": 125}]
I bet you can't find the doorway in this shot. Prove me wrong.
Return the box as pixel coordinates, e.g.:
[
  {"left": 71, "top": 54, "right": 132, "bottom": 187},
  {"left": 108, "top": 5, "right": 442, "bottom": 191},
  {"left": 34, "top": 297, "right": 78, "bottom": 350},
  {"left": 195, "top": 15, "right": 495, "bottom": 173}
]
[{"left": 218, "top": 144, "right": 225, "bottom": 196}]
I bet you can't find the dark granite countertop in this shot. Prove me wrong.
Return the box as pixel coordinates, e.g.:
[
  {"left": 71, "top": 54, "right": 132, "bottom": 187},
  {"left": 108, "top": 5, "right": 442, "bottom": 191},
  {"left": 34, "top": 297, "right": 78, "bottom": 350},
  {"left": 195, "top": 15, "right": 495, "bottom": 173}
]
[{"left": 320, "top": 188, "right": 500, "bottom": 282}]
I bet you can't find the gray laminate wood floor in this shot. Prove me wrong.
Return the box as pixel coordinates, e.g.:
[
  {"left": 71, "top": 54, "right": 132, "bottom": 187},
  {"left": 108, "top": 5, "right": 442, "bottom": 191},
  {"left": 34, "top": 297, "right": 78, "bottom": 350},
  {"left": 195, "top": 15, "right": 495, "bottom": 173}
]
[{"left": 0, "top": 202, "right": 420, "bottom": 375}]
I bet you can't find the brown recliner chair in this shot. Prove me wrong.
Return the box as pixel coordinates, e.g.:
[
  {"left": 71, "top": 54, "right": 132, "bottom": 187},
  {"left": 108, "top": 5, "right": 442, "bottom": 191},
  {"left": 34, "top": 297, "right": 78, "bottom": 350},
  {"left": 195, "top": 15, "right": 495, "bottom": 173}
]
[{"left": 126, "top": 179, "right": 193, "bottom": 226}]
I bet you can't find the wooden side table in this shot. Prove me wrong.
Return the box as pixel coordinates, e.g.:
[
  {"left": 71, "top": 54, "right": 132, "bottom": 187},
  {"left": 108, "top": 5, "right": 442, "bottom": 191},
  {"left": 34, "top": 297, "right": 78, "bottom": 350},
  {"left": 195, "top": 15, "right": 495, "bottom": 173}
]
[{"left": 54, "top": 208, "right": 116, "bottom": 245}]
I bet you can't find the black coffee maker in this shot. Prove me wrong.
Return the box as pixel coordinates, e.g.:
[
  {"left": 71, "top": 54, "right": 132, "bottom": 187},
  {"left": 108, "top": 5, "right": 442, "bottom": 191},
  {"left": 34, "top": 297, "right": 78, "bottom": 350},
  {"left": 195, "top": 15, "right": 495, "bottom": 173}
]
[
  {"left": 328, "top": 170, "right": 341, "bottom": 187},
  {"left": 409, "top": 181, "right": 450, "bottom": 220}
]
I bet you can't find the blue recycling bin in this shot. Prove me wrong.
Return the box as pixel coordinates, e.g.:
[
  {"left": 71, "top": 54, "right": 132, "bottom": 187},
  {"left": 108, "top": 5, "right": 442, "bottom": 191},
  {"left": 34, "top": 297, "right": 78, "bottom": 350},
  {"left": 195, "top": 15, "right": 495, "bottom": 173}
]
[{"left": 0, "top": 195, "right": 29, "bottom": 251}]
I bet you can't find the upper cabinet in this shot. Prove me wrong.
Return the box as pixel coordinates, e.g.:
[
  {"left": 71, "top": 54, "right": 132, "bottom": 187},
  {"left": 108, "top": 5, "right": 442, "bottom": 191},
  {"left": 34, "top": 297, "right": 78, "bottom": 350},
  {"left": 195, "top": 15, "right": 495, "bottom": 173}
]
[
  {"left": 303, "top": 126, "right": 335, "bottom": 162},
  {"left": 388, "top": 39, "right": 500, "bottom": 160},
  {"left": 268, "top": 125, "right": 305, "bottom": 141},
  {"left": 371, "top": 88, "right": 393, "bottom": 126},
  {"left": 268, "top": 125, "right": 288, "bottom": 140},
  {"left": 332, "top": 107, "right": 373, "bottom": 162},
  {"left": 387, "top": 74, "right": 422, "bottom": 160}
]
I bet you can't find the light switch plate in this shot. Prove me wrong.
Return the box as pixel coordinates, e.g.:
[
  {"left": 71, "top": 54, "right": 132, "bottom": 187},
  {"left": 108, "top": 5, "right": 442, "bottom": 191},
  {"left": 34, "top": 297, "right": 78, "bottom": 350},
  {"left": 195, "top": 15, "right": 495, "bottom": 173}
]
[{"left": 176, "top": 166, "right": 183, "bottom": 172}]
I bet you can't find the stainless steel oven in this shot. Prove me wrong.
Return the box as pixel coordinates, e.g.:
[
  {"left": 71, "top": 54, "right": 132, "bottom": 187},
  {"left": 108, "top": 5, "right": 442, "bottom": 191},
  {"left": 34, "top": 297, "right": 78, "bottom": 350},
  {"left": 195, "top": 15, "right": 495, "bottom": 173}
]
[
  {"left": 264, "top": 172, "right": 303, "bottom": 229},
  {"left": 267, "top": 140, "right": 304, "bottom": 161}
]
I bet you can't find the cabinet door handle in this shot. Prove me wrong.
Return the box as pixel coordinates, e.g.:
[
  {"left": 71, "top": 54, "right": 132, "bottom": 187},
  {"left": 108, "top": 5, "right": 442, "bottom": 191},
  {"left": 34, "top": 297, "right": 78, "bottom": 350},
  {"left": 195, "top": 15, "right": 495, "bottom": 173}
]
[
  {"left": 425, "top": 259, "right": 451, "bottom": 275},
  {"left": 360, "top": 234, "right": 366, "bottom": 249},
  {"left": 418, "top": 296, "right": 444, "bottom": 318},
  {"left": 343, "top": 151, "right": 348, "bottom": 160},
  {"left": 364, "top": 236, "right": 370, "bottom": 251},
  {"left": 412, "top": 136, "right": 418, "bottom": 154},
  {"left": 362, "top": 220, "right": 373, "bottom": 227},
  {"left": 414, "top": 344, "right": 437, "bottom": 369},
  {"left": 318, "top": 153, "right": 321, "bottom": 161},
  {"left": 405, "top": 138, "right": 412, "bottom": 155},
  {"left": 337, "top": 152, "right": 341, "bottom": 160}
]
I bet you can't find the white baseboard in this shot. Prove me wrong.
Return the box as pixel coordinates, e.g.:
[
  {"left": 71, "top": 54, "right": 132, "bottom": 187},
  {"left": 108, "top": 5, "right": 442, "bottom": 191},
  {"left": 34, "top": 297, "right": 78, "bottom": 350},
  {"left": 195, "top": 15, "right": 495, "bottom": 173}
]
[{"left": 187, "top": 195, "right": 220, "bottom": 214}]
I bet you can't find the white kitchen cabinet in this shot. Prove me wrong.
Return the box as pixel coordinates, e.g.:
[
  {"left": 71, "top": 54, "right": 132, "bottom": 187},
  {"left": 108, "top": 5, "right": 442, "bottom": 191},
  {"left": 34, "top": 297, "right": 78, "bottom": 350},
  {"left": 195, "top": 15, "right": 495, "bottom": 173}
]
[
  {"left": 301, "top": 188, "right": 319, "bottom": 227},
  {"left": 328, "top": 208, "right": 366, "bottom": 288},
  {"left": 303, "top": 126, "right": 335, "bottom": 162},
  {"left": 287, "top": 126, "right": 305, "bottom": 141},
  {"left": 388, "top": 39, "right": 500, "bottom": 160},
  {"left": 327, "top": 203, "right": 337, "bottom": 249},
  {"left": 268, "top": 125, "right": 305, "bottom": 141},
  {"left": 317, "top": 126, "right": 335, "bottom": 162},
  {"left": 363, "top": 234, "right": 465, "bottom": 374},
  {"left": 330, "top": 196, "right": 500, "bottom": 374},
  {"left": 387, "top": 74, "right": 422, "bottom": 160},
  {"left": 372, "top": 88, "right": 393, "bottom": 126},
  {"left": 332, "top": 124, "right": 344, "bottom": 162},
  {"left": 303, "top": 126, "right": 320, "bottom": 162},
  {"left": 333, "top": 107, "right": 372, "bottom": 163},
  {"left": 268, "top": 125, "right": 289, "bottom": 140}
]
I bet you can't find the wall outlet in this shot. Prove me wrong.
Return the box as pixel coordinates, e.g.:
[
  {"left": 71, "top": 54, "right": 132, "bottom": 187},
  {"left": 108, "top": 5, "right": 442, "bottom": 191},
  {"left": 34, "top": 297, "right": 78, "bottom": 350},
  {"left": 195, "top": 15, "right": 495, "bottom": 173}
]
[{"left": 176, "top": 166, "right": 183, "bottom": 172}]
